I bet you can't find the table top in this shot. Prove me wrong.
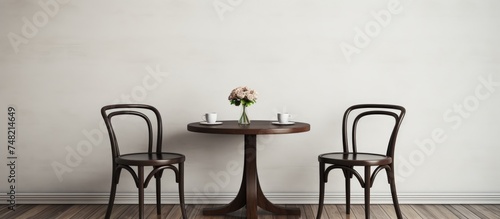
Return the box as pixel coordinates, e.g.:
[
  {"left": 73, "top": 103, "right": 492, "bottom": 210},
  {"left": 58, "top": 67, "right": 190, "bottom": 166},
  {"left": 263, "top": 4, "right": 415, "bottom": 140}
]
[{"left": 187, "top": 120, "right": 310, "bottom": 135}]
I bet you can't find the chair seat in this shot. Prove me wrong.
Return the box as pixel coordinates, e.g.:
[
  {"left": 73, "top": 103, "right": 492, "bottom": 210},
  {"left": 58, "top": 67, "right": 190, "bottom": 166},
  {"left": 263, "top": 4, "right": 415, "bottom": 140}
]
[
  {"left": 319, "top": 152, "right": 392, "bottom": 166},
  {"left": 116, "top": 152, "right": 185, "bottom": 166}
]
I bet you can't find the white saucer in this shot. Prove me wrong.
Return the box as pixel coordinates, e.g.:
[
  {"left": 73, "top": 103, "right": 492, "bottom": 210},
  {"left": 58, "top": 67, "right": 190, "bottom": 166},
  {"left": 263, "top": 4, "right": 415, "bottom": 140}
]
[
  {"left": 200, "top": 121, "right": 223, "bottom": 125},
  {"left": 272, "top": 121, "right": 295, "bottom": 125}
]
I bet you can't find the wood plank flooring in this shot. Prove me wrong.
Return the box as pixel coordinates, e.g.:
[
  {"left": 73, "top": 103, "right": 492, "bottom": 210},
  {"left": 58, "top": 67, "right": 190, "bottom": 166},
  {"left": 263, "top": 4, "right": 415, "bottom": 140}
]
[{"left": 1, "top": 204, "right": 500, "bottom": 219}]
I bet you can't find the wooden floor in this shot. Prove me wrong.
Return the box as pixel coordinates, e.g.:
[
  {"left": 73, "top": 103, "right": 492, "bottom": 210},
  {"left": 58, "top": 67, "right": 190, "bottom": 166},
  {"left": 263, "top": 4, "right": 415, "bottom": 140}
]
[{"left": 1, "top": 204, "right": 500, "bottom": 219}]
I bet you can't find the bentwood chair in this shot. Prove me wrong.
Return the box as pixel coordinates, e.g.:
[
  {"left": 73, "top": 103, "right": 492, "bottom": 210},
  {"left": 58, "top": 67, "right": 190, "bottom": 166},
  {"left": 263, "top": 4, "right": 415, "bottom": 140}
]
[
  {"left": 317, "top": 104, "right": 405, "bottom": 219},
  {"left": 101, "top": 104, "right": 187, "bottom": 219}
]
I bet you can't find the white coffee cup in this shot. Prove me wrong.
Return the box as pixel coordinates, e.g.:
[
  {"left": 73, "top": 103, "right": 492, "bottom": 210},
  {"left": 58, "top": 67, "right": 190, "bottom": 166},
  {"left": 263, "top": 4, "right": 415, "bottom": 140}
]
[
  {"left": 277, "top": 113, "right": 291, "bottom": 124},
  {"left": 203, "top": 112, "right": 217, "bottom": 124}
]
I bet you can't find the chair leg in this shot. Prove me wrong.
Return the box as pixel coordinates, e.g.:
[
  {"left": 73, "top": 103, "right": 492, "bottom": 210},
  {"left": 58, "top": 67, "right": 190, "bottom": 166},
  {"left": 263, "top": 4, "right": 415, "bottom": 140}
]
[
  {"left": 317, "top": 162, "right": 325, "bottom": 219},
  {"left": 105, "top": 168, "right": 120, "bottom": 219},
  {"left": 345, "top": 172, "right": 351, "bottom": 214},
  {"left": 364, "top": 166, "right": 371, "bottom": 219},
  {"left": 156, "top": 171, "right": 162, "bottom": 215},
  {"left": 389, "top": 168, "right": 403, "bottom": 219},
  {"left": 138, "top": 166, "right": 145, "bottom": 219},
  {"left": 178, "top": 162, "right": 187, "bottom": 219}
]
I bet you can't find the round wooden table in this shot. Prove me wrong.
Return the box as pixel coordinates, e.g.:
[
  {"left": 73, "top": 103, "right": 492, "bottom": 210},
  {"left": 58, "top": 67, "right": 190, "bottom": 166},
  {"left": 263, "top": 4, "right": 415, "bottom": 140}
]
[{"left": 187, "top": 120, "right": 310, "bottom": 219}]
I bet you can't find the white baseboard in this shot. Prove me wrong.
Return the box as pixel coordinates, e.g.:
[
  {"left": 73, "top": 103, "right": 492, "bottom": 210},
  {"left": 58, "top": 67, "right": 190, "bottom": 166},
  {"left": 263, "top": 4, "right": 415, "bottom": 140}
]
[{"left": 3, "top": 192, "right": 500, "bottom": 204}]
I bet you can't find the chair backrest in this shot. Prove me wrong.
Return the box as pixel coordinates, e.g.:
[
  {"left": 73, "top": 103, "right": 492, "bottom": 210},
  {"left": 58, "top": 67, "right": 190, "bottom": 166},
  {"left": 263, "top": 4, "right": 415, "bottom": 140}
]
[
  {"left": 101, "top": 104, "right": 163, "bottom": 159},
  {"left": 342, "top": 104, "right": 405, "bottom": 158}
]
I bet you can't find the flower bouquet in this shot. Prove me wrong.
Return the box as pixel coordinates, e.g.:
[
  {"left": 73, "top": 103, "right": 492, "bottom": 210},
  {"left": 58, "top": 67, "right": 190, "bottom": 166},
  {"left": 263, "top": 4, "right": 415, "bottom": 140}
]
[{"left": 228, "top": 86, "right": 258, "bottom": 125}]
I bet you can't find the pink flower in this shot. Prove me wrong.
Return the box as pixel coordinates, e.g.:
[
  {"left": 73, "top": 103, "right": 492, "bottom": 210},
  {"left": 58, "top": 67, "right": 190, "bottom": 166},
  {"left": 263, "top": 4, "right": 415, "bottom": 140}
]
[{"left": 229, "top": 86, "right": 258, "bottom": 107}]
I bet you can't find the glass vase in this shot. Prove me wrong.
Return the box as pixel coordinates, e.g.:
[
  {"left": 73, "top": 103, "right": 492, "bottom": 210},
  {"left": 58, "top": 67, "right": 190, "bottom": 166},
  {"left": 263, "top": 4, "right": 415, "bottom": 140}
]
[{"left": 238, "top": 105, "right": 250, "bottom": 125}]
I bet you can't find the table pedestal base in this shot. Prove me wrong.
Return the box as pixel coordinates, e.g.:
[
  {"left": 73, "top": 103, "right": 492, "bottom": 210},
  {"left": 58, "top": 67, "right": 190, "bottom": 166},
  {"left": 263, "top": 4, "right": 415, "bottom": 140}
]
[{"left": 202, "top": 135, "right": 300, "bottom": 219}]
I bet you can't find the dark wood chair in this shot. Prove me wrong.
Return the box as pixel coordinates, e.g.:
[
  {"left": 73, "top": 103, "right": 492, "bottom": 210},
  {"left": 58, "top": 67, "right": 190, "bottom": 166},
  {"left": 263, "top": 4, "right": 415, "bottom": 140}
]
[
  {"left": 101, "top": 104, "right": 187, "bottom": 219},
  {"left": 317, "top": 104, "right": 405, "bottom": 219}
]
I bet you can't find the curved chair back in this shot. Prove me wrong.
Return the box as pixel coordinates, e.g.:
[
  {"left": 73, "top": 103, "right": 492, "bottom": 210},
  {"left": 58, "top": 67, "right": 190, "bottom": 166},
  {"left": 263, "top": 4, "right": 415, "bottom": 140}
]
[
  {"left": 341, "top": 104, "right": 406, "bottom": 159},
  {"left": 101, "top": 104, "right": 163, "bottom": 160}
]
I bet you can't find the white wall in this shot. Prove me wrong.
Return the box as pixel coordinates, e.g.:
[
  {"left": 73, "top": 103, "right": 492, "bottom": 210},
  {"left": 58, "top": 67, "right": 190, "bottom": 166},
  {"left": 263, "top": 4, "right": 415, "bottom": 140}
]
[{"left": 1, "top": 0, "right": 499, "bottom": 204}]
